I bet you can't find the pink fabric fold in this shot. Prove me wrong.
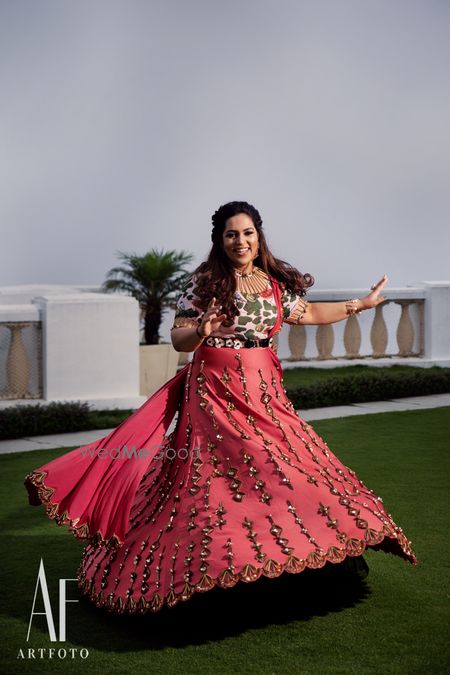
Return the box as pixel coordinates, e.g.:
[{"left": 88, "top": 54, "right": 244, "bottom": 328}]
[{"left": 24, "top": 362, "right": 190, "bottom": 546}]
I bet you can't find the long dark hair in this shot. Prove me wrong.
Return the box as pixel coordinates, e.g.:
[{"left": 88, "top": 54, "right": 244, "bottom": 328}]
[{"left": 193, "top": 201, "right": 314, "bottom": 326}]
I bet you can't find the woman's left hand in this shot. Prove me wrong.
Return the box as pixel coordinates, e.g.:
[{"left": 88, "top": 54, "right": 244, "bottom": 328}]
[{"left": 361, "top": 274, "right": 388, "bottom": 309}]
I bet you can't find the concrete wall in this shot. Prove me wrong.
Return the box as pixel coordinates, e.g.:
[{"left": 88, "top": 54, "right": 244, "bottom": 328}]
[{"left": 0, "top": 286, "right": 146, "bottom": 409}]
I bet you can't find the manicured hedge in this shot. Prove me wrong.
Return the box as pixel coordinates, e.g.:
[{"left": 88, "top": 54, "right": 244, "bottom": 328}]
[
  {"left": 285, "top": 369, "right": 450, "bottom": 409},
  {"left": 0, "top": 401, "right": 92, "bottom": 440},
  {"left": 1, "top": 369, "right": 449, "bottom": 440}
]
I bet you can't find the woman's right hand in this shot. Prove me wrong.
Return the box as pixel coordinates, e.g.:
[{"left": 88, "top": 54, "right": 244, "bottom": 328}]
[{"left": 198, "top": 297, "right": 227, "bottom": 337}]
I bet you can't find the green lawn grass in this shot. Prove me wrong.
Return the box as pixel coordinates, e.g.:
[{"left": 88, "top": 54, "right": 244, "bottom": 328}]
[{"left": 1, "top": 407, "right": 449, "bottom": 674}]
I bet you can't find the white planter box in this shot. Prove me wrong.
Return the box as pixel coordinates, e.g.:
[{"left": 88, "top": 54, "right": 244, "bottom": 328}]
[{"left": 139, "top": 343, "right": 180, "bottom": 397}]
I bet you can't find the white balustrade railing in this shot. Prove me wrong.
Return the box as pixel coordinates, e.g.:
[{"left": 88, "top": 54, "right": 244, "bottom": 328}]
[
  {"left": 0, "top": 305, "right": 42, "bottom": 399},
  {"left": 0, "top": 282, "right": 449, "bottom": 404},
  {"left": 275, "top": 287, "right": 428, "bottom": 363}
]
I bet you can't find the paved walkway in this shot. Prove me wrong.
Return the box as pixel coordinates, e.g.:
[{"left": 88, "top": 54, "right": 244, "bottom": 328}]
[{"left": 1, "top": 393, "right": 449, "bottom": 455}]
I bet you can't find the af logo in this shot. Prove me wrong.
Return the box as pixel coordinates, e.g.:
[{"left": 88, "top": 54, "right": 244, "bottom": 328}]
[{"left": 16, "top": 558, "right": 89, "bottom": 660}]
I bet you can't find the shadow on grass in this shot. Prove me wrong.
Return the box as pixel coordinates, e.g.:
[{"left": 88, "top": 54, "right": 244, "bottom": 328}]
[
  {"left": 83, "top": 565, "right": 371, "bottom": 651},
  {"left": 5, "top": 532, "right": 370, "bottom": 651}
]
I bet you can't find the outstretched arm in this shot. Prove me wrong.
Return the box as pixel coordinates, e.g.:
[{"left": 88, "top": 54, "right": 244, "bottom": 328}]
[{"left": 299, "top": 275, "right": 388, "bottom": 326}]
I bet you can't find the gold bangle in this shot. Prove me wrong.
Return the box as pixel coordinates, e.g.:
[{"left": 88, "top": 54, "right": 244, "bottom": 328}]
[{"left": 345, "top": 299, "right": 362, "bottom": 317}]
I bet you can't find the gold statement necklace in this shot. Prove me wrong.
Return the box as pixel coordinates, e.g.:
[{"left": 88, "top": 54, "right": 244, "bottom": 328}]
[{"left": 234, "top": 265, "right": 270, "bottom": 294}]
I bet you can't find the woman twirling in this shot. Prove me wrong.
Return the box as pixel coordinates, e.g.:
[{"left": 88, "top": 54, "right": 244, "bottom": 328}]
[{"left": 24, "top": 200, "right": 417, "bottom": 615}]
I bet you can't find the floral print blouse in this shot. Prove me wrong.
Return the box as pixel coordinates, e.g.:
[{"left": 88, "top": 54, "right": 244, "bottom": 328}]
[{"left": 171, "top": 268, "right": 308, "bottom": 341}]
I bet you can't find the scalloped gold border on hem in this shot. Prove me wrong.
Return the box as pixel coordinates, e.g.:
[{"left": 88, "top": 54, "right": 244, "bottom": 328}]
[
  {"left": 24, "top": 470, "right": 123, "bottom": 550},
  {"left": 76, "top": 527, "right": 418, "bottom": 616}
]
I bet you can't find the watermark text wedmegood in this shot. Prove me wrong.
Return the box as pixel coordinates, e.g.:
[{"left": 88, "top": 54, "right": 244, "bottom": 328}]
[{"left": 80, "top": 444, "right": 201, "bottom": 461}]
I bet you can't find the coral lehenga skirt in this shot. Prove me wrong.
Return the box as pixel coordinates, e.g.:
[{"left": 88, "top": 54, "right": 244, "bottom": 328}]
[{"left": 24, "top": 343, "right": 417, "bottom": 615}]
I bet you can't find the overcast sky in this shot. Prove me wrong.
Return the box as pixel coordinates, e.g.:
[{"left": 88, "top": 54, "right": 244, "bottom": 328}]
[{"left": 1, "top": 0, "right": 449, "bottom": 294}]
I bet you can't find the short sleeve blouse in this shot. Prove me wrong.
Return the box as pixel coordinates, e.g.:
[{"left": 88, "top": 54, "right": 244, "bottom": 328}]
[{"left": 172, "top": 269, "right": 308, "bottom": 341}]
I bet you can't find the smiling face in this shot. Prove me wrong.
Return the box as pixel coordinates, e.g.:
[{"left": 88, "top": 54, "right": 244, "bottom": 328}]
[{"left": 222, "top": 213, "right": 259, "bottom": 273}]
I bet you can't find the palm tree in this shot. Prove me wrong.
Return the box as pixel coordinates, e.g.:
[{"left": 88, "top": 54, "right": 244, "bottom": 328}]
[{"left": 102, "top": 249, "right": 194, "bottom": 344}]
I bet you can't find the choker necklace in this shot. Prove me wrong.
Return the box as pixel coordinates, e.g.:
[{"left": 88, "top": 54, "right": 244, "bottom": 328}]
[
  {"left": 233, "top": 266, "right": 270, "bottom": 294},
  {"left": 234, "top": 268, "right": 254, "bottom": 277}
]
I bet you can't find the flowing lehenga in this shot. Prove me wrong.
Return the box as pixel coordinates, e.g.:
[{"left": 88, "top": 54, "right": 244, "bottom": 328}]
[{"left": 24, "top": 271, "right": 417, "bottom": 615}]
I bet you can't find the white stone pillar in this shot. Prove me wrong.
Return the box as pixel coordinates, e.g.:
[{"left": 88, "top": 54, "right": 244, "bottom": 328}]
[
  {"left": 32, "top": 293, "right": 143, "bottom": 405},
  {"left": 423, "top": 282, "right": 450, "bottom": 365}
]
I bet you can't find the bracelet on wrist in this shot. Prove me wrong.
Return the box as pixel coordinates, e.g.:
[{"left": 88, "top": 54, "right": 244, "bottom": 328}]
[
  {"left": 345, "top": 299, "right": 362, "bottom": 317},
  {"left": 196, "top": 325, "right": 206, "bottom": 340}
]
